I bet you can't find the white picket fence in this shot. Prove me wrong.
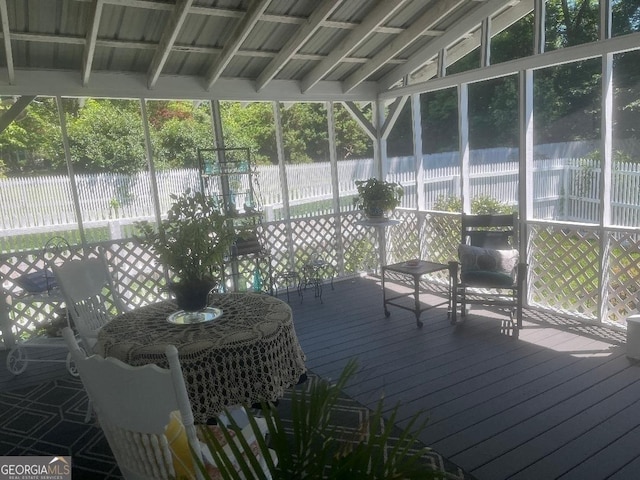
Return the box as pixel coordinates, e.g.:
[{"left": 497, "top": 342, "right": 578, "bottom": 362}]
[{"left": 1, "top": 156, "right": 639, "bottom": 239}]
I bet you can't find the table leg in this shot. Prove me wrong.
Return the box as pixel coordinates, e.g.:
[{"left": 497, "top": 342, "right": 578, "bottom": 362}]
[
  {"left": 448, "top": 261, "right": 458, "bottom": 325},
  {"left": 382, "top": 268, "right": 390, "bottom": 317},
  {"left": 413, "top": 275, "right": 423, "bottom": 328}
]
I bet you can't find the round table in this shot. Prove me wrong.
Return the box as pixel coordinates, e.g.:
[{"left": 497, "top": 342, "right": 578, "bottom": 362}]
[{"left": 95, "top": 292, "right": 306, "bottom": 423}]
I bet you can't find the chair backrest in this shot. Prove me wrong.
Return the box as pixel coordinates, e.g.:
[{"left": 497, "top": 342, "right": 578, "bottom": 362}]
[
  {"left": 461, "top": 213, "right": 518, "bottom": 249},
  {"left": 42, "top": 236, "right": 72, "bottom": 294},
  {"left": 62, "top": 327, "right": 204, "bottom": 480},
  {"left": 53, "top": 253, "right": 126, "bottom": 350}
]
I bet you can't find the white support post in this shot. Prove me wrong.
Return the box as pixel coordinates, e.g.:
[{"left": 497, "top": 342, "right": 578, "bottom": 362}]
[
  {"left": 598, "top": 52, "right": 614, "bottom": 324},
  {"left": 519, "top": 69, "right": 534, "bottom": 303},
  {"left": 327, "top": 101, "right": 344, "bottom": 276},
  {"left": 601, "top": 0, "right": 612, "bottom": 41},
  {"left": 273, "top": 101, "right": 295, "bottom": 269},
  {"left": 534, "top": 0, "right": 545, "bottom": 55},
  {"left": 481, "top": 16, "right": 491, "bottom": 67},
  {"left": 374, "top": 99, "right": 388, "bottom": 180},
  {"left": 56, "top": 96, "right": 86, "bottom": 246},
  {"left": 458, "top": 84, "right": 470, "bottom": 214},
  {"left": 411, "top": 93, "right": 424, "bottom": 211},
  {"left": 140, "top": 99, "right": 163, "bottom": 228}
]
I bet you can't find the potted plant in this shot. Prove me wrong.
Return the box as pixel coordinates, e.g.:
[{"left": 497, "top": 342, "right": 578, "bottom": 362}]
[
  {"left": 136, "top": 189, "right": 235, "bottom": 311},
  {"left": 354, "top": 177, "right": 404, "bottom": 220}
]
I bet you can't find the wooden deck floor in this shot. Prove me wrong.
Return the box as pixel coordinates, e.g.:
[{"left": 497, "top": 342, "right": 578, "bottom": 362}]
[
  {"left": 2, "top": 275, "right": 637, "bottom": 480},
  {"left": 288, "top": 276, "right": 635, "bottom": 480}
]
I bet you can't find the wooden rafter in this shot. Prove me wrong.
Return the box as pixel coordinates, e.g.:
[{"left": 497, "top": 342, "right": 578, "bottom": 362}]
[
  {"left": 147, "top": 0, "right": 193, "bottom": 89},
  {"left": 407, "top": 0, "right": 533, "bottom": 85},
  {"left": 82, "top": 0, "right": 104, "bottom": 87},
  {"left": 342, "top": 0, "right": 465, "bottom": 93},
  {"left": 0, "top": 0, "right": 14, "bottom": 85},
  {"left": 205, "top": 0, "right": 271, "bottom": 90},
  {"left": 256, "top": 0, "right": 344, "bottom": 92},
  {"left": 300, "top": 0, "right": 409, "bottom": 93},
  {"left": 378, "top": 0, "right": 522, "bottom": 91}
]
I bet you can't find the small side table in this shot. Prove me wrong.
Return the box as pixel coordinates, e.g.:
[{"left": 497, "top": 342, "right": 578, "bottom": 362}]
[
  {"left": 382, "top": 260, "right": 457, "bottom": 327},
  {"left": 301, "top": 254, "right": 335, "bottom": 303},
  {"left": 274, "top": 270, "right": 303, "bottom": 303}
]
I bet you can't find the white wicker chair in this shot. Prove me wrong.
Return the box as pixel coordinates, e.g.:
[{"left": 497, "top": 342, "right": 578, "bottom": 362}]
[{"left": 53, "top": 251, "right": 126, "bottom": 352}]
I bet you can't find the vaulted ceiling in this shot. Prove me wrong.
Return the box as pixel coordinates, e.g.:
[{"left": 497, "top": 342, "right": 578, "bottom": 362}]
[{"left": 0, "top": 0, "right": 533, "bottom": 101}]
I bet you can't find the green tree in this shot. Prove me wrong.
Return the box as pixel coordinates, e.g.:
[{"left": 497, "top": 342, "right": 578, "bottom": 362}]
[
  {"left": 221, "top": 102, "right": 276, "bottom": 164},
  {"left": 66, "top": 99, "right": 146, "bottom": 174},
  {"left": 0, "top": 97, "right": 64, "bottom": 175},
  {"left": 282, "top": 103, "right": 328, "bottom": 163},
  {"left": 148, "top": 101, "right": 215, "bottom": 169}
]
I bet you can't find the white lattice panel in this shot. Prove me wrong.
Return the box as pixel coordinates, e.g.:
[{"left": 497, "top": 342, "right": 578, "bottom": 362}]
[
  {"left": 421, "top": 212, "right": 459, "bottom": 264},
  {"left": 340, "top": 212, "right": 378, "bottom": 274},
  {"left": 607, "top": 232, "right": 639, "bottom": 325},
  {"left": 528, "top": 224, "right": 600, "bottom": 319}
]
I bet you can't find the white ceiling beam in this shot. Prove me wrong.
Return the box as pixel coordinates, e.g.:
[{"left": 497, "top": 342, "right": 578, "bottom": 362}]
[
  {"left": 1, "top": 32, "right": 407, "bottom": 65},
  {"left": 0, "top": 0, "right": 13, "bottom": 85},
  {"left": 408, "top": 0, "right": 533, "bottom": 84},
  {"left": 343, "top": 0, "right": 465, "bottom": 93},
  {"left": 147, "top": 0, "right": 193, "bottom": 89},
  {"left": 82, "top": 0, "right": 104, "bottom": 86},
  {"left": 378, "top": 0, "right": 520, "bottom": 91},
  {"left": 205, "top": 0, "right": 271, "bottom": 90},
  {"left": 301, "top": 0, "right": 409, "bottom": 93},
  {"left": 379, "top": 30, "right": 640, "bottom": 100},
  {"left": 0, "top": 68, "right": 377, "bottom": 102},
  {"left": 104, "top": 0, "right": 442, "bottom": 35},
  {"left": 256, "top": 0, "right": 344, "bottom": 92}
]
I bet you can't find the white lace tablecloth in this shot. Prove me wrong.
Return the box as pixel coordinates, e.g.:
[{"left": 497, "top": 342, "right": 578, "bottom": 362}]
[{"left": 95, "top": 292, "right": 306, "bottom": 423}]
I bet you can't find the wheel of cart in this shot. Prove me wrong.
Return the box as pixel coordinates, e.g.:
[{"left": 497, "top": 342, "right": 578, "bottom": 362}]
[{"left": 5, "top": 336, "right": 80, "bottom": 377}]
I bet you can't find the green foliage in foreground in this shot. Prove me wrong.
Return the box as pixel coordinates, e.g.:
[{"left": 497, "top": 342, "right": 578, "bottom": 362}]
[{"left": 198, "top": 359, "right": 446, "bottom": 479}]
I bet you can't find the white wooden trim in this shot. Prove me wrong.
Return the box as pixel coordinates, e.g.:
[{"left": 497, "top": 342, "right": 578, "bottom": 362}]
[
  {"left": 273, "top": 101, "right": 295, "bottom": 268},
  {"left": 380, "top": 32, "right": 640, "bottom": 100}
]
